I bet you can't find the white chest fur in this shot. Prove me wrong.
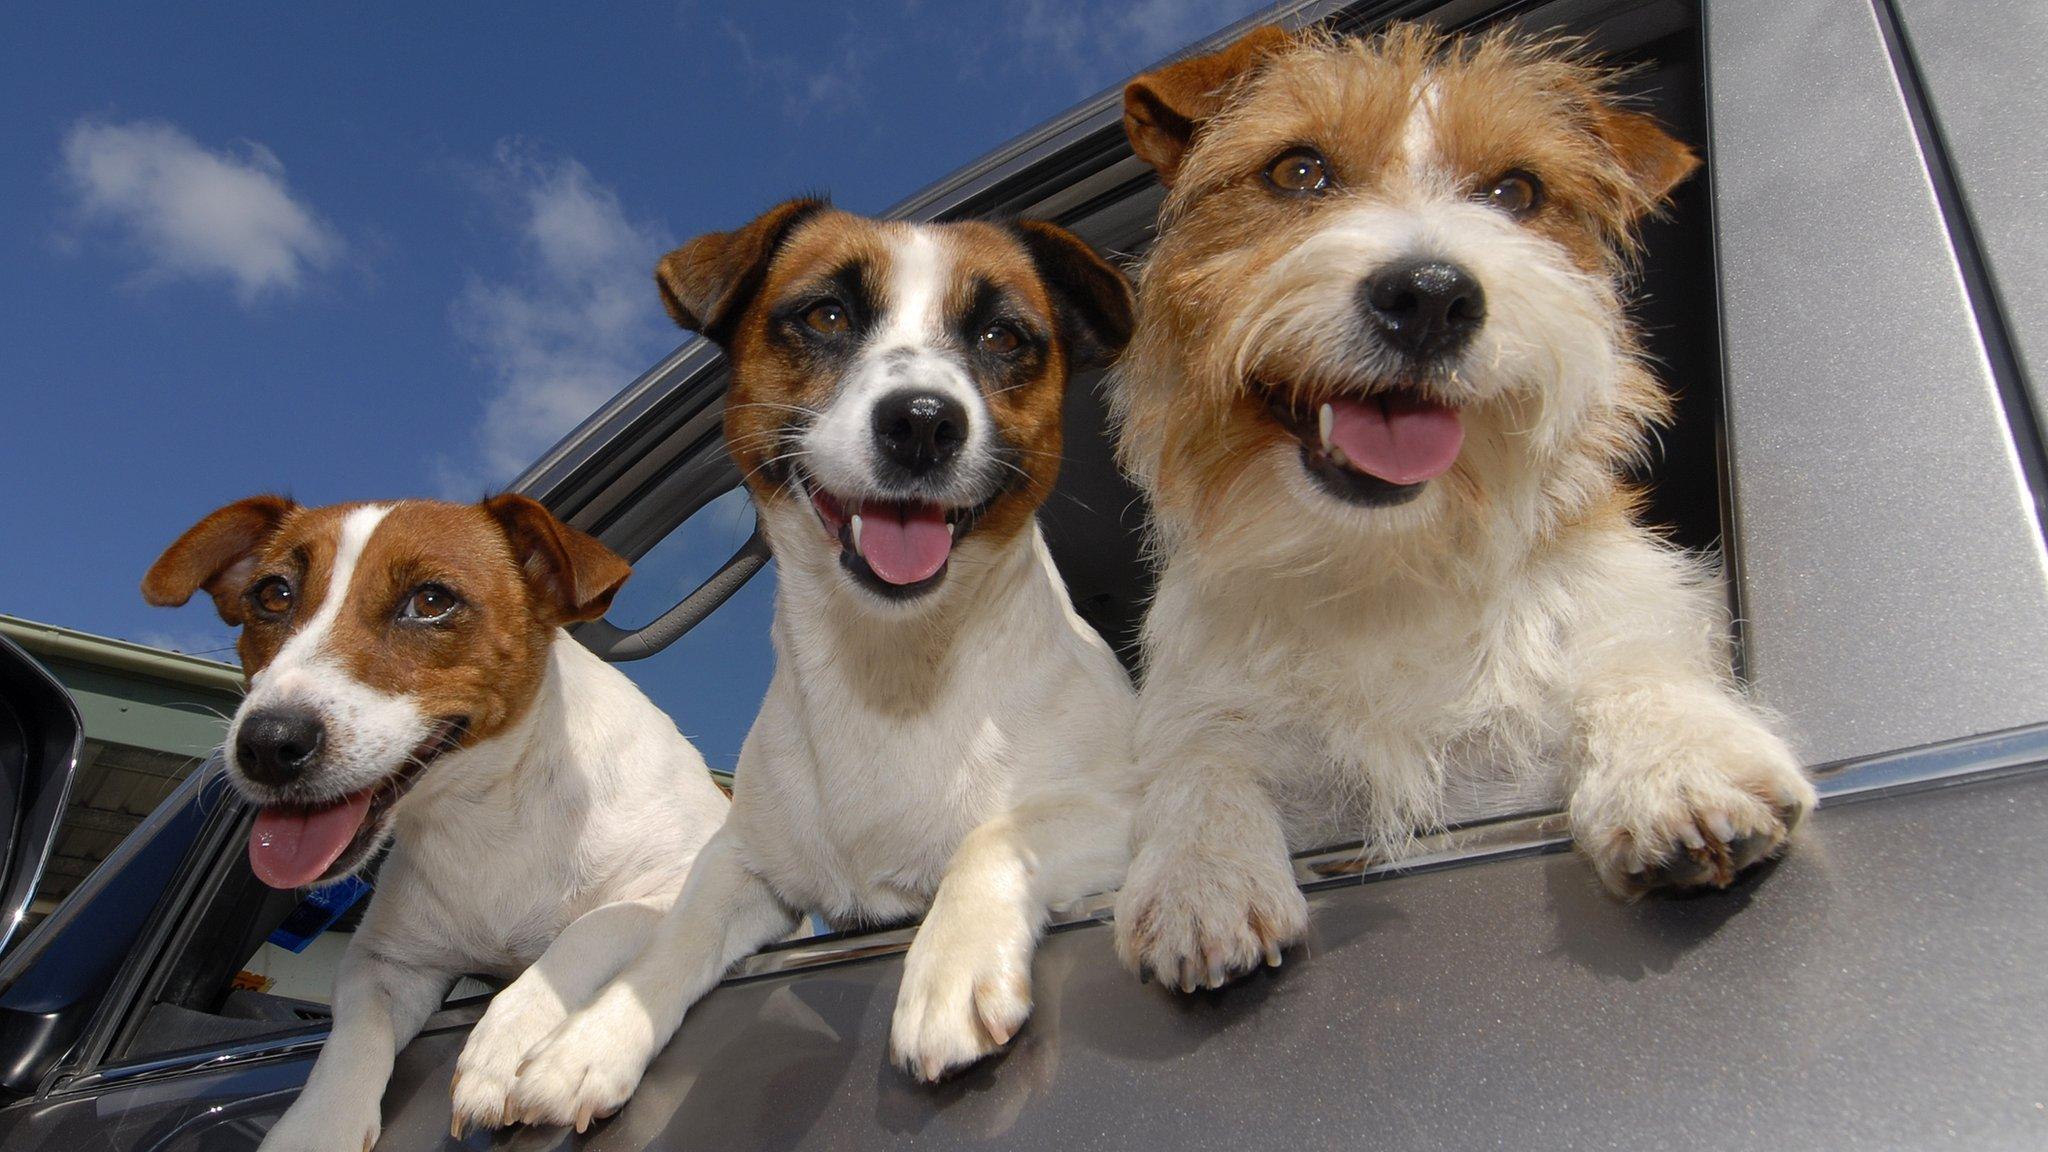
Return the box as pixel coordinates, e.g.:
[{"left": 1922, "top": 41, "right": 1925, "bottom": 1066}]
[{"left": 733, "top": 523, "right": 1140, "bottom": 922}]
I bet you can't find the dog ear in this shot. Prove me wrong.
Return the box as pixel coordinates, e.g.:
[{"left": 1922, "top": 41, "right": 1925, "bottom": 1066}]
[
  {"left": 1009, "top": 220, "right": 1136, "bottom": 371},
  {"left": 1588, "top": 100, "right": 1699, "bottom": 214},
  {"left": 482, "top": 494, "right": 632, "bottom": 625},
  {"left": 1124, "top": 25, "right": 1295, "bottom": 186},
  {"left": 655, "top": 197, "right": 829, "bottom": 343},
  {"left": 143, "top": 495, "right": 297, "bottom": 625}
]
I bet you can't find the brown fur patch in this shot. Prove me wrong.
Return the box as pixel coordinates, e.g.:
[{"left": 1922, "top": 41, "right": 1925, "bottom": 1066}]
[
  {"left": 658, "top": 205, "right": 1132, "bottom": 557},
  {"left": 147, "top": 497, "right": 631, "bottom": 746},
  {"left": 1124, "top": 24, "right": 1296, "bottom": 184},
  {"left": 1117, "top": 23, "right": 1693, "bottom": 543}
]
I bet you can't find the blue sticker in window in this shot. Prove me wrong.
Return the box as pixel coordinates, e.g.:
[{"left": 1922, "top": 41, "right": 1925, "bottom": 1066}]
[{"left": 266, "top": 875, "right": 371, "bottom": 954}]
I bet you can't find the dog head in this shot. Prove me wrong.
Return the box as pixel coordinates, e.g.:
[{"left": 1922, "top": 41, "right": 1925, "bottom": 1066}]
[
  {"left": 143, "top": 495, "right": 629, "bottom": 888},
  {"left": 1115, "top": 24, "right": 1696, "bottom": 559},
  {"left": 655, "top": 201, "right": 1133, "bottom": 608}
]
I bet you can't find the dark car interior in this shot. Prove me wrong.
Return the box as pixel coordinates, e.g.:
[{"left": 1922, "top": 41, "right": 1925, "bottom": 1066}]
[{"left": 99, "top": 0, "right": 1729, "bottom": 1070}]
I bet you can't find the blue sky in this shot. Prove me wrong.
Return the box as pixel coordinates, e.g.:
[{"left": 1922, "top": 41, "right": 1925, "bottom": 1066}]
[{"left": 1, "top": 1, "right": 1271, "bottom": 768}]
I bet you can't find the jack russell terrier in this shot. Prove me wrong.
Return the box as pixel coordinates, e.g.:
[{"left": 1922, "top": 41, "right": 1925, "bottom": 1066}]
[
  {"left": 1106, "top": 25, "right": 1818, "bottom": 990},
  {"left": 143, "top": 494, "right": 728, "bottom": 1149},
  {"left": 476, "top": 201, "right": 1141, "bottom": 1128}
]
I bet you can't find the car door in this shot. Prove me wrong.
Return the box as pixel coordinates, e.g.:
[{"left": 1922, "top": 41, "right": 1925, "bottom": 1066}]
[{"left": 1, "top": 0, "right": 2042, "bottom": 1149}]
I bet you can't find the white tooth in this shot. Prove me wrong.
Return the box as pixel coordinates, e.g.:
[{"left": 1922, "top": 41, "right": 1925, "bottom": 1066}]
[
  {"left": 1329, "top": 444, "right": 1350, "bottom": 468},
  {"left": 1318, "top": 403, "right": 1335, "bottom": 451},
  {"left": 947, "top": 520, "right": 957, "bottom": 539},
  {"left": 849, "top": 514, "right": 864, "bottom": 554}
]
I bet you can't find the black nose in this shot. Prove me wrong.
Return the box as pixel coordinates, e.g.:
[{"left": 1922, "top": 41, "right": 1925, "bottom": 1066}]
[
  {"left": 871, "top": 389, "right": 969, "bottom": 476},
  {"left": 1358, "top": 259, "right": 1485, "bottom": 358},
  {"left": 235, "top": 707, "right": 325, "bottom": 787}
]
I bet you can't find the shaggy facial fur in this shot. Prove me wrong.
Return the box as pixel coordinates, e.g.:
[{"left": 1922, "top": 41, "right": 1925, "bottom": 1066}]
[
  {"left": 144, "top": 496, "right": 728, "bottom": 1151},
  {"left": 1108, "top": 25, "right": 1817, "bottom": 991},
  {"left": 491, "top": 204, "right": 1142, "bottom": 1122}
]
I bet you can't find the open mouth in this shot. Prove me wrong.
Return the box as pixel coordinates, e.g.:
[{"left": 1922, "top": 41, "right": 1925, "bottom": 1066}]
[
  {"left": 246, "top": 716, "right": 468, "bottom": 889},
  {"left": 1258, "top": 382, "right": 1465, "bottom": 507},
  {"left": 803, "top": 476, "right": 993, "bottom": 600}
]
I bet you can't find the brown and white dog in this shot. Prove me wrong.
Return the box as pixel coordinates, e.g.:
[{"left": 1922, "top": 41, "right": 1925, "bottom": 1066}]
[
  {"left": 1107, "top": 25, "right": 1818, "bottom": 989},
  {"left": 484, "top": 202, "right": 1140, "bottom": 1125},
  {"left": 143, "top": 495, "right": 729, "bottom": 1151}
]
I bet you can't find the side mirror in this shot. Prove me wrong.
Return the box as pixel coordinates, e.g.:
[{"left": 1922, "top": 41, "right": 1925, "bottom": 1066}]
[{"left": 0, "top": 636, "right": 80, "bottom": 957}]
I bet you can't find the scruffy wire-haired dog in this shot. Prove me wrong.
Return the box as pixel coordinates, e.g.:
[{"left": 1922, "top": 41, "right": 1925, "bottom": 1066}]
[{"left": 1108, "top": 24, "right": 1817, "bottom": 989}]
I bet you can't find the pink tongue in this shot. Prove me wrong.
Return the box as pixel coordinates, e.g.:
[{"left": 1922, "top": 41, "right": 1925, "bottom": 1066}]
[
  {"left": 1325, "top": 395, "right": 1465, "bottom": 485},
  {"left": 858, "top": 503, "right": 953, "bottom": 585},
  {"left": 249, "top": 791, "right": 373, "bottom": 889}
]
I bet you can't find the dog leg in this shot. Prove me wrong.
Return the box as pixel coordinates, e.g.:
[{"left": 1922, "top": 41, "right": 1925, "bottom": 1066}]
[
  {"left": 450, "top": 893, "right": 676, "bottom": 1135},
  {"left": 1113, "top": 754, "right": 1306, "bottom": 992},
  {"left": 1569, "top": 676, "right": 1817, "bottom": 897},
  {"left": 258, "top": 944, "right": 452, "bottom": 1152},
  {"left": 890, "top": 797, "right": 1128, "bottom": 1082},
  {"left": 505, "top": 830, "right": 795, "bottom": 1131}
]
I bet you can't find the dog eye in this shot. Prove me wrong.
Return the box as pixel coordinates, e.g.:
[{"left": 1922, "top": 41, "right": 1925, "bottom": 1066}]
[
  {"left": 977, "top": 322, "right": 1022, "bottom": 355},
  {"left": 1265, "top": 148, "right": 1331, "bottom": 195},
  {"left": 400, "top": 584, "right": 461, "bottom": 623},
  {"left": 802, "top": 300, "right": 851, "bottom": 336},
  {"left": 1481, "top": 170, "right": 1543, "bottom": 217},
  {"left": 247, "top": 577, "right": 293, "bottom": 620}
]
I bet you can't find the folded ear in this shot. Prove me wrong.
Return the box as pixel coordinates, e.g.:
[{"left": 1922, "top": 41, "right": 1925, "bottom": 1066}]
[
  {"left": 1009, "top": 220, "right": 1135, "bottom": 372},
  {"left": 654, "top": 197, "right": 830, "bottom": 343},
  {"left": 142, "top": 495, "right": 297, "bottom": 625},
  {"left": 1123, "top": 25, "right": 1296, "bottom": 186},
  {"left": 482, "top": 494, "right": 632, "bottom": 625},
  {"left": 1589, "top": 100, "right": 1699, "bottom": 216}
]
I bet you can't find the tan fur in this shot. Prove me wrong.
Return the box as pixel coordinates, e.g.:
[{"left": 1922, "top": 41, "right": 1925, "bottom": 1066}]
[
  {"left": 145, "top": 497, "right": 725, "bottom": 1152},
  {"left": 1107, "top": 25, "right": 1814, "bottom": 989},
  {"left": 147, "top": 498, "right": 626, "bottom": 749},
  {"left": 700, "top": 207, "right": 1103, "bottom": 551},
  {"left": 496, "top": 204, "right": 1141, "bottom": 1119}
]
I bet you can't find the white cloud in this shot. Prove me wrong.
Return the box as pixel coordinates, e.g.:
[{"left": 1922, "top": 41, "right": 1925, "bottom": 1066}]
[
  {"left": 719, "top": 18, "right": 873, "bottom": 120},
  {"left": 999, "top": 0, "right": 1263, "bottom": 88},
  {"left": 58, "top": 118, "right": 342, "bottom": 303},
  {"left": 445, "top": 145, "right": 676, "bottom": 491}
]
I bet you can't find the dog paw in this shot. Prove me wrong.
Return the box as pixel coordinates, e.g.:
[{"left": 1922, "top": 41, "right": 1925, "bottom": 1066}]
[
  {"left": 259, "top": 1095, "right": 379, "bottom": 1152},
  {"left": 1113, "top": 843, "right": 1306, "bottom": 992},
  {"left": 1573, "top": 732, "right": 1816, "bottom": 897},
  {"left": 449, "top": 981, "right": 570, "bottom": 1135},
  {"left": 889, "top": 920, "right": 1035, "bottom": 1083},
  {"left": 504, "top": 989, "right": 657, "bottom": 1132}
]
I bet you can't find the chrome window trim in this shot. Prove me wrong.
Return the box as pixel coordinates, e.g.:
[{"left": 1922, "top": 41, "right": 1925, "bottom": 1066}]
[
  {"left": 1884, "top": 0, "right": 2048, "bottom": 441},
  {"left": 48, "top": 720, "right": 2048, "bottom": 1097},
  {"left": 1703, "top": 0, "right": 2048, "bottom": 765},
  {"left": 505, "top": 0, "right": 1362, "bottom": 530},
  {"left": 48, "top": 0, "right": 2048, "bottom": 1095}
]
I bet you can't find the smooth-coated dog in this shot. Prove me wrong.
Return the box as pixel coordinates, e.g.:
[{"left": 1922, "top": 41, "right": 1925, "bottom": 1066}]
[
  {"left": 143, "top": 494, "right": 728, "bottom": 1149},
  {"left": 483, "top": 202, "right": 1141, "bottom": 1126},
  {"left": 1106, "top": 25, "right": 1818, "bottom": 990}
]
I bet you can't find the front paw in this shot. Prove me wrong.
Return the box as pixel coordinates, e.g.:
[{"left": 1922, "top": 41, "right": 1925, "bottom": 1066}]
[
  {"left": 1113, "top": 842, "right": 1306, "bottom": 992},
  {"left": 450, "top": 980, "right": 569, "bottom": 1136},
  {"left": 1573, "top": 727, "right": 1816, "bottom": 897},
  {"left": 260, "top": 1095, "right": 379, "bottom": 1152},
  {"left": 505, "top": 987, "right": 658, "bottom": 1133},
  {"left": 889, "top": 919, "right": 1034, "bottom": 1083}
]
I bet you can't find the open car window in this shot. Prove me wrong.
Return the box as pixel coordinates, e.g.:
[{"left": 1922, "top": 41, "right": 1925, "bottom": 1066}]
[{"left": 53, "top": 0, "right": 1918, "bottom": 1083}]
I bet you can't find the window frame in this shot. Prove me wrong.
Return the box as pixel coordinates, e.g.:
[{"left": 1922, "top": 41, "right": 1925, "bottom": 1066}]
[{"left": 23, "top": 0, "right": 2048, "bottom": 1099}]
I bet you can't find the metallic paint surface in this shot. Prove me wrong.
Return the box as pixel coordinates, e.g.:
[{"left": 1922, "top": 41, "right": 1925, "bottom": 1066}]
[
  {"left": 1706, "top": 0, "right": 2048, "bottom": 763},
  {"left": 7, "top": 769, "right": 2043, "bottom": 1150},
  {"left": 1890, "top": 0, "right": 2048, "bottom": 420}
]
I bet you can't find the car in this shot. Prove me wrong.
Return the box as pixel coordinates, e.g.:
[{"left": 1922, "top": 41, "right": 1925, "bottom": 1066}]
[{"left": 2, "top": 0, "right": 2045, "bottom": 1147}]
